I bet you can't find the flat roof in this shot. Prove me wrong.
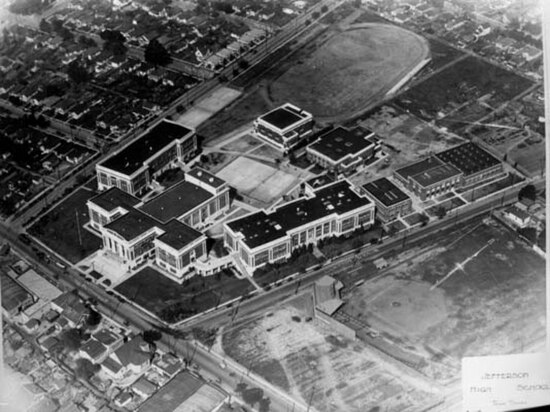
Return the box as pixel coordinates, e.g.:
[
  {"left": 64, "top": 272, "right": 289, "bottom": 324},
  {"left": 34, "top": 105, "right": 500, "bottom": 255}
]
[
  {"left": 305, "top": 173, "right": 336, "bottom": 190},
  {"left": 139, "top": 371, "right": 204, "bottom": 412},
  {"left": 228, "top": 180, "right": 370, "bottom": 249},
  {"left": 81, "top": 339, "right": 107, "bottom": 359},
  {"left": 157, "top": 220, "right": 203, "bottom": 251},
  {"left": 100, "top": 120, "right": 193, "bottom": 176},
  {"left": 308, "top": 126, "right": 374, "bottom": 162},
  {"left": 413, "top": 163, "right": 462, "bottom": 187},
  {"left": 362, "top": 177, "right": 410, "bottom": 207},
  {"left": 89, "top": 187, "right": 140, "bottom": 212},
  {"left": 139, "top": 180, "right": 213, "bottom": 223},
  {"left": 187, "top": 167, "right": 226, "bottom": 189},
  {"left": 436, "top": 142, "right": 501, "bottom": 176},
  {"left": 104, "top": 208, "right": 159, "bottom": 241},
  {"left": 395, "top": 156, "right": 445, "bottom": 180},
  {"left": 259, "top": 104, "right": 307, "bottom": 130}
]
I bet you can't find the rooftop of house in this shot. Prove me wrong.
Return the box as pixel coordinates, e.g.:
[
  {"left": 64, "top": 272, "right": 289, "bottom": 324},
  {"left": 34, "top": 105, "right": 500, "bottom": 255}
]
[
  {"left": 506, "top": 205, "right": 531, "bottom": 221},
  {"left": 362, "top": 177, "right": 410, "bottom": 207},
  {"left": 1, "top": 270, "right": 33, "bottom": 313},
  {"left": 112, "top": 335, "right": 151, "bottom": 368},
  {"left": 227, "top": 180, "right": 371, "bottom": 249},
  {"left": 307, "top": 126, "right": 375, "bottom": 162},
  {"left": 153, "top": 352, "right": 182, "bottom": 376},
  {"left": 156, "top": 219, "right": 204, "bottom": 251},
  {"left": 89, "top": 187, "right": 141, "bottom": 212},
  {"left": 100, "top": 120, "right": 193, "bottom": 175},
  {"left": 17, "top": 269, "right": 63, "bottom": 302},
  {"left": 258, "top": 103, "right": 310, "bottom": 130},
  {"left": 51, "top": 292, "right": 88, "bottom": 325},
  {"left": 139, "top": 180, "right": 213, "bottom": 223},
  {"left": 80, "top": 338, "right": 107, "bottom": 360},
  {"left": 92, "top": 329, "right": 120, "bottom": 346},
  {"left": 132, "top": 376, "right": 157, "bottom": 396}
]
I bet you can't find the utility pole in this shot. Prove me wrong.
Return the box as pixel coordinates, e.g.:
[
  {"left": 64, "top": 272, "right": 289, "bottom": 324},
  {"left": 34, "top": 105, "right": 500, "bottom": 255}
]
[{"left": 75, "top": 209, "right": 83, "bottom": 247}]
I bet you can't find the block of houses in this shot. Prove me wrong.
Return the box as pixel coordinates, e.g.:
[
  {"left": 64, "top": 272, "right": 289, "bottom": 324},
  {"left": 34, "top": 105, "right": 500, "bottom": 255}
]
[
  {"left": 96, "top": 120, "right": 197, "bottom": 196},
  {"left": 362, "top": 177, "right": 412, "bottom": 222},
  {"left": 253, "top": 103, "right": 314, "bottom": 152},
  {"left": 306, "top": 126, "right": 378, "bottom": 174},
  {"left": 224, "top": 180, "right": 375, "bottom": 274}
]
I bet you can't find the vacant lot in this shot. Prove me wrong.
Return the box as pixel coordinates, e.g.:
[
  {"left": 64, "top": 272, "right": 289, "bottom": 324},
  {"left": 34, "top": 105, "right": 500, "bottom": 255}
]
[
  {"left": 509, "top": 133, "right": 545, "bottom": 177},
  {"left": 426, "top": 38, "right": 466, "bottom": 70},
  {"left": 343, "top": 218, "right": 545, "bottom": 378},
  {"left": 269, "top": 24, "right": 429, "bottom": 118},
  {"left": 221, "top": 301, "right": 440, "bottom": 412},
  {"left": 29, "top": 188, "right": 102, "bottom": 263},
  {"left": 216, "top": 157, "right": 298, "bottom": 205},
  {"left": 221, "top": 134, "right": 263, "bottom": 153},
  {"left": 115, "top": 266, "right": 255, "bottom": 323},
  {"left": 396, "top": 55, "right": 534, "bottom": 121}
]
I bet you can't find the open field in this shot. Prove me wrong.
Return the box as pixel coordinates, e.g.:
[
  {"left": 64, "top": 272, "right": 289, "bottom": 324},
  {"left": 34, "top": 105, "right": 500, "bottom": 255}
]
[
  {"left": 342, "top": 218, "right": 545, "bottom": 374},
  {"left": 216, "top": 157, "right": 298, "bottom": 205},
  {"left": 175, "top": 87, "right": 242, "bottom": 128},
  {"left": 426, "top": 38, "right": 466, "bottom": 70},
  {"left": 395, "top": 55, "right": 534, "bottom": 121},
  {"left": 28, "top": 188, "right": 101, "bottom": 263},
  {"left": 221, "top": 134, "right": 262, "bottom": 153},
  {"left": 221, "top": 299, "right": 440, "bottom": 412},
  {"left": 354, "top": 105, "right": 464, "bottom": 180},
  {"left": 509, "top": 133, "right": 545, "bottom": 177},
  {"left": 115, "top": 266, "right": 255, "bottom": 323},
  {"left": 269, "top": 24, "right": 429, "bottom": 118}
]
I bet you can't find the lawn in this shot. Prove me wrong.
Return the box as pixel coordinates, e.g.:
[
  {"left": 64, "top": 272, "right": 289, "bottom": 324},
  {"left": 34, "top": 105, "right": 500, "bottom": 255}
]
[
  {"left": 269, "top": 24, "right": 429, "bottom": 118},
  {"left": 253, "top": 252, "right": 322, "bottom": 288},
  {"left": 395, "top": 55, "right": 534, "bottom": 121},
  {"left": 115, "top": 266, "right": 255, "bottom": 323},
  {"left": 28, "top": 188, "right": 102, "bottom": 264}
]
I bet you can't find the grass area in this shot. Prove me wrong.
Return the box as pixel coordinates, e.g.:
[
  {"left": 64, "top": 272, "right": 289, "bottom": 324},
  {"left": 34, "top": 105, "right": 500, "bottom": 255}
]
[
  {"left": 403, "top": 212, "right": 428, "bottom": 226},
  {"left": 269, "top": 24, "right": 429, "bottom": 118},
  {"left": 319, "top": 226, "right": 384, "bottom": 259},
  {"left": 425, "top": 196, "right": 466, "bottom": 217},
  {"left": 198, "top": 89, "right": 271, "bottom": 141},
  {"left": 221, "top": 134, "right": 262, "bottom": 152},
  {"left": 28, "top": 188, "right": 101, "bottom": 263},
  {"left": 427, "top": 38, "right": 465, "bottom": 69},
  {"left": 115, "top": 266, "right": 255, "bottom": 323},
  {"left": 396, "top": 55, "right": 534, "bottom": 121},
  {"left": 254, "top": 251, "right": 322, "bottom": 287},
  {"left": 155, "top": 168, "right": 185, "bottom": 187}
]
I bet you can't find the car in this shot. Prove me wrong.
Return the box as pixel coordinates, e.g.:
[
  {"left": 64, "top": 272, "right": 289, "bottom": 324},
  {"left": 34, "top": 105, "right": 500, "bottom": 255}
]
[{"left": 18, "top": 233, "right": 32, "bottom": 245}]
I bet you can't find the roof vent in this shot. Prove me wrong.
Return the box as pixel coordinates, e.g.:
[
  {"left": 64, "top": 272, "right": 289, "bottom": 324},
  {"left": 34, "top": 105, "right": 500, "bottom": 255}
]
[
  {"left": 209, "top": 177, "right": 214, "bottom": 182},
  {"left": 197, "top": 171, "right": 202, "bottom": 176}
]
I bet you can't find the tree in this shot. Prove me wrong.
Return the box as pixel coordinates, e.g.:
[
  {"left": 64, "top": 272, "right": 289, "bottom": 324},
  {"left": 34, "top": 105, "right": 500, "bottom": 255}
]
[
  {"left": 67, "top": 60, "right": 90, "bottom": 84},
  {"left": 238, "top": 59, "right": 250, "bottom": 70},
  {"left": 435, "top": 206, "right": 447, "bottom": 220},
  {"left": 419, "top": 213, "right": 429, "bottom": 227},
  {"left": 100, "top": 29, "right": 127, "bottom": 56},
  {"left": 518, "top": 184, "right": 537, "bottom": 202},
  {"left": 144, "top": 39, "right": 171, "bottom": 66},
  {"left": 517, "top": 227, "right": 537, "bottom": 243},
  {"left": 59, "top": 328, "right": 82, "bottom": 352},
  {"left": 75, "top": 358, "right": 100, "bottom": 380},
  {"left": 321, "top": 5, "right": 328, "bottom": 13},
  {"left": 39, "top": 18, "right": 51, "bottom": 32},
  {"left": 86, "top": 308, "right": 102, "bottom": 327},
  {"left": 143, "top": 329, "right": 162, "bottom": 344}
]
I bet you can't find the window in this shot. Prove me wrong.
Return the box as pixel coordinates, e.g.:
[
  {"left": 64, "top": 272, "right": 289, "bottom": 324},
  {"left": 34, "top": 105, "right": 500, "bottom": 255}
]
[
  {"left": 91, "top": 210, "right": 101, "bottom": 224},
  {"left": 291, "top": 234, "right": 299, "bottom": 247},
  {"left": 254, "top": 250, "right": 269, "bottom": 267},
  {"left": 209, "top": 200, "right": 216, "bottom": 215},
  {"left": 99, "top": 172, "right": 109, "bottom": 186},
  {"left": 315, "top": 225, "right": 322, "bottom": 238},
  {"left": 358, "top": 210, "right": 372, "bottom": 225},
  {"left": 323, "top": 222, "right": 330, "bottom": 235},
  {"left": 158, "top": 248, "right": 176, "bottom": 268},
  {"left": 224, "top": 233, "right": 234, "bottom": 249},
  {"left": 240, "top": 248, "right": 249, "bottom": 265},
  {"left": 340, "top": 216, "right": 355, "bottom": 233},
  {"left": 307, "top": 228, "right": 314, "bottom": 239},
  {"left": 272, "top": 243, "right": 288, "bottom": 260},
  {"left": 299, "top": 231, "right": 306, "bottom": 244},
  {"left": 219, "top": 192, "right": 227, "bottom": 209}
]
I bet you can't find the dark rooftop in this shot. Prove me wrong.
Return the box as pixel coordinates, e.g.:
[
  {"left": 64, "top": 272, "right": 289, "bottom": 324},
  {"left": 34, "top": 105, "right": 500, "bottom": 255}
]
[
  {"left": 307, "top": 126, "right": 375, "bottom": 162},
  {"left": 362, "top": 177, "right": 410, "bottom": 207},
  {"left": 138, "top": 371, "right": 203, "bottom": 412},
  {"left": 395, "top": 156, "right": 445, "bottom": 181},
  {"left": 436, "top": 142, "right": 501, "bottom": 176},
  {"left": 1, "top": 270, "right": 32, "bottom": 313},
  {"left": 139, "top": 180, "right": 213, "bottom": 223},
  {"left": 104, "top": 209, "right": 160, "bottom": 241},
  {"left": 157, "top": 219, "right": 203, "bottom": 251},
  {"left": 228, "top": 181, "right": 371, "bottom": 249},
  {"left": 100, "top": 120, "right": 193, "bottom": 175},
  {"left": 306, "top": 173, "right": 336, "bottom": 190},
  {"left": 186, "top": 167, "right": 226, "bottom": 189},
  {"left": 89, "top": 187, "right": 140, "bottom": 212},
  {"left": 259, "top": 105, "right": 306, "bottom": 130},
  {"left": 81, "top": 339, "right": 107, "bottom": 359}
]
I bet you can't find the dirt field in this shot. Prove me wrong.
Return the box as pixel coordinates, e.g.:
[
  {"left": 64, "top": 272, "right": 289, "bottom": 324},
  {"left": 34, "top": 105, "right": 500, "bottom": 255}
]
[
  {"left": 175, "top": 87, "right": 242, "bottom": 128},
  {"left": 216, "top": 157, "right": 298, "bottom": 205},
  {"left": 221, "top": 134, "right": 263, "bottom": 153},
  {"left": 220, "top": 301, "right": 441, "bottom": 412},
  {"left": 343, "top": 218, "right": 545, "bottom": 375},
  {"left": 269, "top": 23, "right": 429, "bottom": 119}
]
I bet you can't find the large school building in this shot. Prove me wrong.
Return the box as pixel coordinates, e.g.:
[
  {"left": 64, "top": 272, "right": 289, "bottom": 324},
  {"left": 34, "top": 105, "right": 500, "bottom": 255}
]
[
  {"left": 96, "top": 120, "right": 197, "bottom": 196},
  {"left": 223, "top": 179, "right": 375, "bottom": 274},
  {"left": 87, "top": 168, "right": 230, "bottom": 280}
]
